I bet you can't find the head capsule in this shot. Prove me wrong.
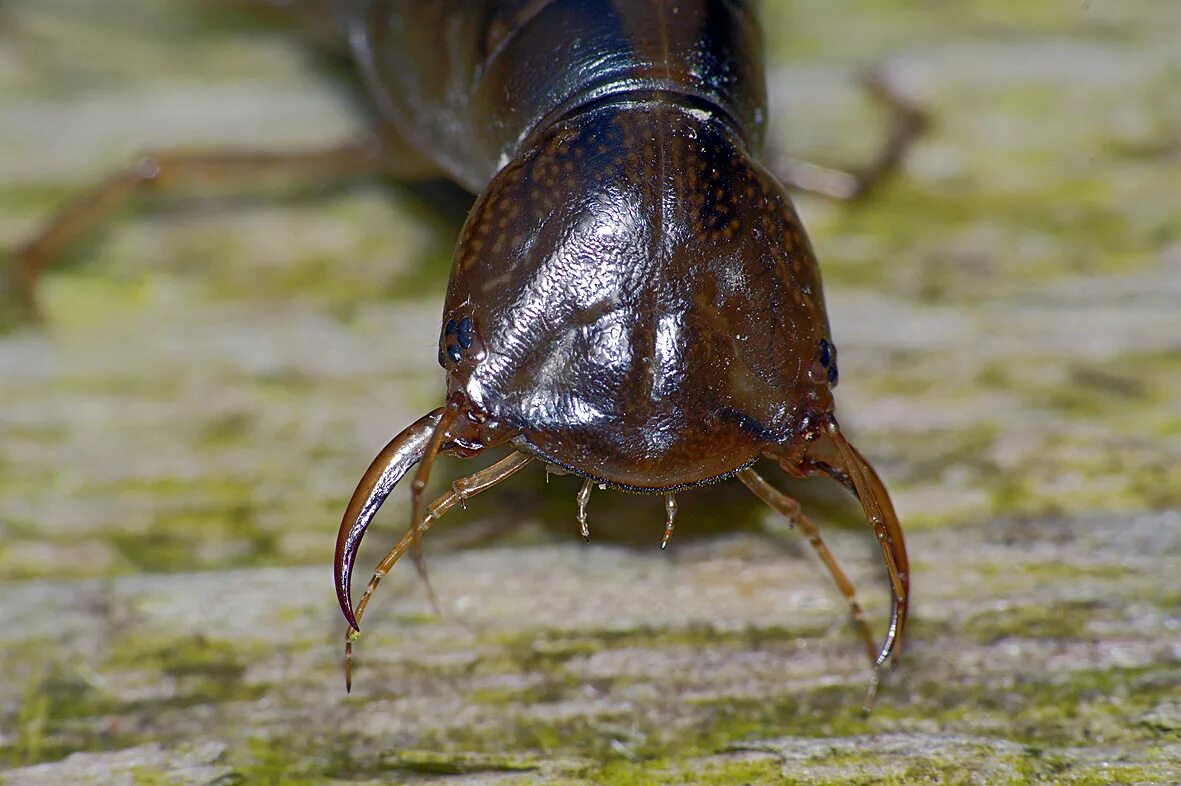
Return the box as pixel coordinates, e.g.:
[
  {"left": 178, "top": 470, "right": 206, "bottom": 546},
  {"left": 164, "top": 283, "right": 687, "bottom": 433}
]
[{"left": 438, "top": 97, "right": 841, "bottom": 490}]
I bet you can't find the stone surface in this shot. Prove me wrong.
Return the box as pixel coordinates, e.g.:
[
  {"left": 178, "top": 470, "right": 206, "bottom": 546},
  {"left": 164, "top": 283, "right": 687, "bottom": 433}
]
[{"left": 2, "top": 0, "right": 1180, "bottom": 783}]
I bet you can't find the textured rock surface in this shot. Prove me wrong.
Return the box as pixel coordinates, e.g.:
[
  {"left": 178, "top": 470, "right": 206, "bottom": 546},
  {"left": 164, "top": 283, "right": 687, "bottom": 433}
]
[{"left": 2, "top": 0, "right": 1180, "bottom": 783}]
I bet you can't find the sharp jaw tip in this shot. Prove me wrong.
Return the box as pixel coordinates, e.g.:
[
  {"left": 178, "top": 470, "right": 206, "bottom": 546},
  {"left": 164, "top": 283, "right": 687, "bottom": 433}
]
[
  {"left": 342, "top": 591, "right": 358, "bottom": 631},
  {"left": 336, "top": 576, "right": 360, "bottom": 631}
]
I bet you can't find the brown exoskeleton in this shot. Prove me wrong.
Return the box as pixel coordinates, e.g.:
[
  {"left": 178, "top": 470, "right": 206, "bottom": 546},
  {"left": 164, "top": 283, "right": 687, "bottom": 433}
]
[
  {"left": 11, "top": 0, "right": 922, "bottom": 708},
  {"left": 330, "top": 0, "right": 916, "bottom": 707}
]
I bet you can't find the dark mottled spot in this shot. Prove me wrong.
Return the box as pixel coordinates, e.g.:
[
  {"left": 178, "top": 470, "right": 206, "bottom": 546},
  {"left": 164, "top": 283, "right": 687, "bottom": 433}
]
[
  {"left": 457, "top": 317, "right": 474, "bottom": 349},
  {"left": 447, "top": 344, "right": 462, "bottom": 364},
  {"left": 827, "top": 365, "right": 839, "bottom": 386},
  {"left": 445, "top": 318, "right": 457, "bottom": 336},
  {"left": 718, "top": 407, "right": 780, "bottom": 442},
  {"left": 818, "top": 338, "right": 831, "bottom": 368}
]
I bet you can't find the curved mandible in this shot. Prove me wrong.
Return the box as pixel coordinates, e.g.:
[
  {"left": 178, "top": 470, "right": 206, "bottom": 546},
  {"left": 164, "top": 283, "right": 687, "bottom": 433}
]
[
  {"left": 334, "top": 408, "right": 446, "bottom": 631},
  {"left": 843, "top": 438, "right": 910, "bottom": 665},
  {"left": 813, "top": 418, "right": 910, "bottom": 666}
]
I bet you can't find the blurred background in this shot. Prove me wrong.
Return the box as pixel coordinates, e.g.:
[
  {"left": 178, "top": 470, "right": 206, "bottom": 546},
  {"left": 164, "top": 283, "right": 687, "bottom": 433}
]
[{"left": 1, "top": 0, "right": 1179, "bottom": 782}]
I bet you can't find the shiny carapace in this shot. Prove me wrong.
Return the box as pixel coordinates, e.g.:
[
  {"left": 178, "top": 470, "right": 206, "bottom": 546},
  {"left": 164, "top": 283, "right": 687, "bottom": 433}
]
[{"left": 332, "top": 0, "right": 911, "bottom": 704}]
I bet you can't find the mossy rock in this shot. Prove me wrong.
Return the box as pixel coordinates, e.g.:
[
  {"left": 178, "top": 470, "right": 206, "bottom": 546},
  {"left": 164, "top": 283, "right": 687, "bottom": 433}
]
[{"left": 2, "top": 0, "right": 1180, "bottom": 783}]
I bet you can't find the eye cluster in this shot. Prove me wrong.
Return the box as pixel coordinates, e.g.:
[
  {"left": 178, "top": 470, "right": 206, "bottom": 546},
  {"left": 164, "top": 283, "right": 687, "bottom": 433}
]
[
  {"left": 818, "top": 338, "right": 839, "bottom": 386},
  {"left": 440, "top": 315, "right": 481, "bottom": 367}
]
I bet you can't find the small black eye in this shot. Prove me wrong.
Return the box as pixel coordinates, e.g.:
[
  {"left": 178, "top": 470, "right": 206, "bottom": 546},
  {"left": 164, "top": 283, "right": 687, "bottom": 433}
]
[
  {"left": 818, "top": 338, "right": 831, "bottom": 368},
  {"left": 827, "top": 364, "right": 839, "bottom": 386},
  {"left": 445, "top": 318, "right": 457, "bottom": 336},
  {"left": 457, "top": 316, "right": 474, "bottom": 349},
  {"left": 447, "top": 344, "right": 462, "bottom": 363}
]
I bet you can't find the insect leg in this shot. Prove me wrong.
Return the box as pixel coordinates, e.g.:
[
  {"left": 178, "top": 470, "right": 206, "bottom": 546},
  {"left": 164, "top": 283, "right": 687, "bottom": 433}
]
[
  {"left": 576, "top": 479, "right": 593, "bottom": 542},
  {"left": 737, "top": 468, "right": 880, "bottom": 709},
  {"left": 8, "top": 136, "right": 392, "bottom": 314},
  {"left": 660, "top": 493, "right": 678, "bottom": 550},
  {"left": 405, "top": 401, "right": 460, "bottom": 616},
  {"left": 345, "top": 450, "right": 534, "bottom": 690},
  {"left": 770, "top": 70, "right": 927, "bottom": 201}
]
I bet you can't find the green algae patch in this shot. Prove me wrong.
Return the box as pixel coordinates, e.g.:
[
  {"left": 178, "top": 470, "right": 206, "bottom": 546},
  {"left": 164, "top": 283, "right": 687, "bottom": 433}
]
[
  {"left": 396, "top": 714, "right": 648, "bottom": 774},
  {"left": 987, "top": 351, "right": 1181, "bottom": 424},
  {"left": 894, "top": 664, "right": 1181, "bottom": 750},
  {"left": 129, "top": 767, "right": 174, "bottom": 786},
  {"left": 1, "top": 663, "right": 136, "bottom": 768},
  {"left": 815, "top": 182, "right": 1160, "bottom": 302},
  {"left": 585, "top": 756, "right": 783, "bottom": 786},
  {"left": 6, "top": 677, "right": 53, "bottom": 767},
  {"left": 107, "top": 516, "right": 274, "bottom": 575},
  {"left": 487, "top": 622, "right": 813, "bottom": 664},
  {"left": 465, "top": 623, "right": 842, "bottom": 704},
  {"left": 692, "top": 690, "right": 875, "bottom": 748},
  {"left": 964, "top": 599, "right": 1101, "bottom": 644},
  {"left": 103, "top": 633, "right": 267, "bottom": 707},
  {"left": 378, "top": 749, "right": 541, "bottom": 776},
  {"left": 223, "top": 737, "right": 327, "bottom": 786},
  {"left": 578, "top": 744, "right": 1181, "bottom": 786},
  {"left": 1017, "top": 560, "right": 1132, "bottom": 582}
]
